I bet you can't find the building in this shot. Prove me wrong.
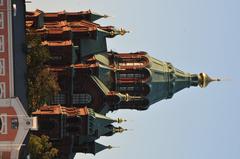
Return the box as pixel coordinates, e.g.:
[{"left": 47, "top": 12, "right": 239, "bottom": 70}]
[
  {"left": 0, "top": 1, "right": 35, "bottom": 159},
  {"left": 26, "top": 10, "right": 220, "bottom": 114},
  {"left": 26, "top": 9, "right": 220, "bottom": 159},
  {"left": 0, "top": 98, "right": 36, "bottom": 159},
  {"left": 32, "top": 105, "right": 126, "bottom": 158}
]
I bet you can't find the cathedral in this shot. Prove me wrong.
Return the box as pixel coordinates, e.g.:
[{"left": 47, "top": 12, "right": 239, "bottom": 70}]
[{"left": 25, "top": 9, "right": 220, "bottom": 159}]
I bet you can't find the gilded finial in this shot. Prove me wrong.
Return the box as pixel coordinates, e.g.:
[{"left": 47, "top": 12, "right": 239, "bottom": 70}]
[
  {"left": 108, "top": 145, "right": 120, "bottom": 149},
  {"left": 113, "top": 127, "right": 128, "bottom": 133},
  {"left": 110, "top": 28, "right": 130, "bottom": 36},
  {"left": 117, "top": 118, "right": 127, "bottom": 123},
  {"left": 107, "top": 145, "right": 113, "bottom": 149},
  {"left": 119, "top": 28, "right": 130, "bottom": 35},
  {"left": 198, "top": 73, "right": 221, "bottom": 88}
]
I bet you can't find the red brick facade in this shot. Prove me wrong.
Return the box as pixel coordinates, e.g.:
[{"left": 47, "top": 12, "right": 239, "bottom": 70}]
[
  {"left": 0, "top": 1, "right": 30, "bottom": 159},
  {"left": 0, "top": 0, "right": 14, "bottom": 99},
  {"left": 0, "top": 107, "right": 18, "bottom": 141}
]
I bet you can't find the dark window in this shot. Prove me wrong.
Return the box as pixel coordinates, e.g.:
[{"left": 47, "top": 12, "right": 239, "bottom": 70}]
[
  {"left": 52, "top": 94, "right": 66, "bottom": 105},
  {"left": 119, "top": 86, "right": 134, "bottom": 91},
  {"left": 0, "top": 12, "right": 3, "bottom": 29},
  {"left": 119, "top": 73, "right": 144, "bottom": 78},
  {"left": 11, "top": 118, "right": 18, "bottom": 129},
  {"left": 0, "top": 35, "right": 4, "bottom": 52},
  {"left": 72, "top": 93, "right": 92, "bottom": 104},
  {"left": 0, "top": 117, "right": 2, "bottom": 131}
]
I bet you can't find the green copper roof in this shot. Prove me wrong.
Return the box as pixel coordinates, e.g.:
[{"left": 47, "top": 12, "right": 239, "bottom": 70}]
[
  {"left": 97, "top": 63, "right": 114, "bottom": 90},
  {"left": 87, "top": 108, "right": 124, "bottom": 138},
  {"left": 92, "top": 142, "right": 112, "bottom": 155},
  {"left": 146, "top": 56, "right": 199, "bottom": 105},
  {"left": 94, "top": 111, "right": 116, "bottom": 126},
  {"left": 90, "top": 12, "right": 108, "bottom": 22},
  {"left": 79, "top": 31, "right": 107, "bottom": 57}
]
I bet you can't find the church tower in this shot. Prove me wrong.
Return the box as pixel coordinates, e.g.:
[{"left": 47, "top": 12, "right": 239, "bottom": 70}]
[
  {"left": 70, "top": 51, "right": 220, "bottom": 114},
  {"left": 26, "top": 10, "right": 220, "bottom": 115},
  {"left": 26, "top": 9, "right": 220, "bottom": 159}
]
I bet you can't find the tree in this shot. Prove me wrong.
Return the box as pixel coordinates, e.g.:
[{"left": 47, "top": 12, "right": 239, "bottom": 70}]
[
  {"left": 26, "top": 31, "right": 60, "bottom": 112},
  {"left": 29, "top": 135, "right": 58, "bottom": 159}
]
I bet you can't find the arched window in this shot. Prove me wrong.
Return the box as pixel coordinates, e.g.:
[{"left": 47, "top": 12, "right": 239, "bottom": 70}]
[
  {"left": 0, "top": 82, "right": 6, "bottom": 98},
  {"left": 118, "top": 84, "right": 150, "bottom": 96},
  {"left": 51, "top": 93, "right": 66, "bottom": 105},
  {"left": 117, "top": 68, "right": 151, "bottom": 83},
  {"left": 0, "top": 117, "right": 2, "bottom": 132},
  {"left": 118, "top": 62, "right": 144, "bottom": 67},
  {"left": 116, "top": 55, "right": 149, "bottom": 69},
  {"left": 72, "top": 93, "right": 92, "bottom": 105},
  {"left": 0, "top": 114, "right": 7, "bottom": 134},
  {"left": 119, "top": 73, "right": 144, "bottom": 79},
  {"left": 119, "top": 86, "right": 134, "bottom": 92}
]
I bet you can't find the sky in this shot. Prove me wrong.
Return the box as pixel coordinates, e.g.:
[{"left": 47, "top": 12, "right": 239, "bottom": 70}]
[{"left": 27, "top": 0, "right": 240, "bottom": 159}]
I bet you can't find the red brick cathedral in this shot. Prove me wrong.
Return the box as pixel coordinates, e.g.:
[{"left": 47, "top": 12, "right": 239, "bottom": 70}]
[{"left": 26, "top": 9, "right": 220, "bottom": 159}]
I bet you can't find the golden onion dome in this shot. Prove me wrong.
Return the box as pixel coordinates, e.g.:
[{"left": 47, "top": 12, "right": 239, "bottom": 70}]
[{"left": 198, "top": 73, "right": 221, "bottom": 88}]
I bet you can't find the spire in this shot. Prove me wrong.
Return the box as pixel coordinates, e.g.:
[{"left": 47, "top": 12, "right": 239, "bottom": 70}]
[
  {"left": 145, "top": 55, "right": 220, "bottom": 105},
  {"left": 89, "top": 109, "right": 127, "bottom": 137},
  {"left": 94, "top": 142, "right": 112, "bottom": 155},
  {"left": 80, "top": 142, "right": 113, "bottom": 155},
  {"left": 198, "top": 73, "right": 221, "bottom": 88}
]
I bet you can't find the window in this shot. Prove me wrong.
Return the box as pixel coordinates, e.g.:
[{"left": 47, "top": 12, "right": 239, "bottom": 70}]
[
  {"left": 119, "top": 73, "right": 144, "bottom": 79},
  {"left": 52, "top": 93, "right": 66, "bottom": 105},
  {"left": 0, "top": 35, "right": 4, "bottom": 52},
  {"left": 119, "top": 86, "right": 134, "bottom": 91},
  {"left": 119, "top": 62, "right": 144, "bottom": 67},
  {"left": 0, "top": 12, "right": 3, "bottom": 29},
  {"left": 0, "top": 117, "right": 2, "bottom": 131},
  {"left": 0, "top": 58, "right": 5, "bottom": 75},
  {"left": 0, "top": 0, "right": 3, "bottom": 6},
  {"left": 11, "top": 118, "right": 18, "bottom": 129},
  {"left": 0, "top": 113, "right": 7, "bottom": 134},
  {"left": 0, "top": 82, "right": 5, "bottom": 98},
  {"left": 72, "top": 93, "right": 92, "bottom": 104}
]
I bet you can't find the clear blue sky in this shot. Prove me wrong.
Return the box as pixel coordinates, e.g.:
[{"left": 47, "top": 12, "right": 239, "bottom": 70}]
[{"left": 28, "top": 0, "right": 240, "bottom": 159}]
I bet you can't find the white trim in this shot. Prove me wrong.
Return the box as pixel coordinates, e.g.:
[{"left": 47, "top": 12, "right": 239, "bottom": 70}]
[
  {"left": 0, "top": 58, "right": 5, "bottom": 75},
  {"left": 0, "top": 12, "right": 4, "bottom": 29},
  {"left": 7, "top": 0, "right": 14, "bottom": 97},
  {"left": 0, "top": 35, "right": 4, "bottom": 52}
]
